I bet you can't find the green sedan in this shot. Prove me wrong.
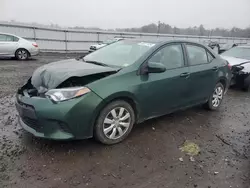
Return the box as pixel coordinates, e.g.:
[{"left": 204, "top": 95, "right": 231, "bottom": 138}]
[{"left": 16, "top": 40, "right": 232, "bottom": 144}]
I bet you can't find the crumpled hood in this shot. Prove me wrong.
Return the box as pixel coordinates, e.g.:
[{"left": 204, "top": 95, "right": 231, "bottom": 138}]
[
  {"left": 221, "top": 55, "right": 250, "bottom": 73},
  {"left": 31, "top": 59, "right": 118, "bottom": 93}
]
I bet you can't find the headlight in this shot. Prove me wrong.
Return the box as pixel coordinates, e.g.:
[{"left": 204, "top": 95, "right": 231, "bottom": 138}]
[{"left": 45, "top": 87, "right": 91, "bottom": 102}]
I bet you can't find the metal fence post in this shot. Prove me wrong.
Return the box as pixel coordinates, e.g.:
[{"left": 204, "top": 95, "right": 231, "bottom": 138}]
[
  {"left": 33, "top": 27, "right": 37, "bottom": 42},
  {"left": 64, "top": 30, "right": 68, "bottom": 54},
  {"left": 97, "top": 32, "right": 100, "bottom": 43}
]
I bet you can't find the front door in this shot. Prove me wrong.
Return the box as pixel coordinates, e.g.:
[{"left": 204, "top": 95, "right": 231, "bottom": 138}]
[
  {"left": 184, "top": 43, "right": 217, "bottom": 104},
  {"left": 138, "top": 43, "right": 190, "bottom": 119}
]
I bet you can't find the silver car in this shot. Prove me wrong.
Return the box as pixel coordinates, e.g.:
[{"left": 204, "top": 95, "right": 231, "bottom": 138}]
[
  {"left": 221, "top": 45, "right": 250, "bottom": 91},
  {"left": 89, "top": 38, "right": 124, "bottom": 52},
  {"left": 0, "top": 33, "right": 39, "bottom": 60}
]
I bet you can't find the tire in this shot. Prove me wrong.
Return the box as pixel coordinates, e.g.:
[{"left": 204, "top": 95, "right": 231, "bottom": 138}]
[
  {"left": 15, "top": 49, "right": 29, "bottom": 60},
  {"left": 242, "top": 85, "right": 250, "bottom": 92},
  {"left": 242, "top": 75, "right": 250, "bottom": 92},
  {"left": 204, "top": 83, "right": 225, "bottom": 110},
  {"left": 94, "top": 100, "right": 135, "bottom": 145}
]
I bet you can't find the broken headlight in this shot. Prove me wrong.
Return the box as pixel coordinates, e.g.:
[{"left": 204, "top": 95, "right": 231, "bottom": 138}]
[{"left": 45, "top": 87, "right": 91, "bottom": 102}]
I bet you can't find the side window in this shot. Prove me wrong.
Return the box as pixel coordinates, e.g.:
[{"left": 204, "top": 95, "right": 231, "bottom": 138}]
[
  {"left": 148, "top": 44, "right": 184, "bottom": 69},
  {"left": 5, "top": 35, "right": 14, "bottom": 42},
  {"left": 13, "top": 36, "right": 19, "bottom": 42},
  {"left": 0, "top": 34, "right": 17, "bottom": 42},
  {"left": 0, "top": 34, "right": 7, "bottom": 42},
  {"left": 207, "top": 51, "right": 214, "bottom": 63},
  {"left": 186, "top": 45, "right": 208, "bottom": 65}
]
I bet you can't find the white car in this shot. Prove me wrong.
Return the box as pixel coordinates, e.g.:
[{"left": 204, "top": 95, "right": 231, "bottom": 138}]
[
  {"left": 221, "top": 45, "right": 250, "bottom": 91},
  {"left": 89, "top": 38, "right": 124, "bottom": 52},
  {"left": 0, "top": 33, "right": 39, "bottom": 60}
]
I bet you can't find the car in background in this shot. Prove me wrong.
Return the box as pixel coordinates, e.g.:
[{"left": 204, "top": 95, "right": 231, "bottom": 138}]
[
  {"left": 0, "top": 33, "right": 39, "bottom": 60},
  {"left": 207, "top": 41, "right": 220, "bottom": 54},
  {"left": 89, "top": 37, "right": 124, "bottom": 52},
  {"left": 16, "top": 40, "right": 231, "bottom": 144},
  {"left": 219, "top": 43, "right": 238, "bottom": 54},
  {"left": 203, "top": 40, "right": 239, "bottom": 54},
  {"left": 221, "top": 45, "right": 250, "bottom": 91}
]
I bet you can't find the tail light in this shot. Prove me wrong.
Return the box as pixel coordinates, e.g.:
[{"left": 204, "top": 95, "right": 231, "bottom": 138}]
[{"left": 32, "top": 43, "right": 38, "bottom": 48}]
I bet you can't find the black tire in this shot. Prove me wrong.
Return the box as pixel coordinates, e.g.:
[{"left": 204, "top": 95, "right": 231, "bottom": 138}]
[
  {"left": 204, "top": 83, "right": 225, "bottom": 110},
  {"left": 242, "top": 75, "right": 250, "bottom": 92},
  {"left": 242, "top": 85, "right": 250, "bottom": 92},
  {"left": 94, "top": 100, "right": 135, "bottom": 145},
  {"left": 15, "top": 49, "right": 29, "bottom": 60}
]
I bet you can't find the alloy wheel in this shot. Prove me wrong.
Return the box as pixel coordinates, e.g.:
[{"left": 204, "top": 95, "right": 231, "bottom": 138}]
[
  {"left": 103, "top": 107, "right": 131, "bottom": 140},
  {"left": 18, "top": 50, "right": 28, "bottom": 60},
  {"left": 212, "top": 86, "right": 223, "bottom": 108}
]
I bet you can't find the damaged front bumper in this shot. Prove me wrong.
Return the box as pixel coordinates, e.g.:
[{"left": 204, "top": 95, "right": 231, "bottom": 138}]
[
  {"left": 231, "top": 66, "right": 250, "bottom": 88},
  {"left": 16, "top": 88, "right": 103, "bottom": 140}
]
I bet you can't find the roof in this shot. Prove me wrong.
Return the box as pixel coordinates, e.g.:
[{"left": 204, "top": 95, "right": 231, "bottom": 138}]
[
  {"left": 124, "top": 38, "right": 210, "bottom": 48},
  {"left": 0, "top": 32, "right": 21, "bottom": 38}
]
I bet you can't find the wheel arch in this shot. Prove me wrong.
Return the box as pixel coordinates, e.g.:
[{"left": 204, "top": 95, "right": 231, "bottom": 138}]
[
  {"left": 90, "top": 92, "right": 140, "bottom": 136},
  {"left": 218, "top": 77, "right": 227, "bottom": 89},
  {"left": 15, "top": 48, "right": 31, "bottom": 57}
]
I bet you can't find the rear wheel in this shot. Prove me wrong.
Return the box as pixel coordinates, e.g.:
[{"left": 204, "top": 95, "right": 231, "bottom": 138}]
[
  {"left": 204, "top": 83, "right": 224, "bottom": 110},
  {"left": 15, "top": 49, "right": 29, "bottom": 60},
  {"left": 94, "top": 100, "right": 135, "bottom": 145}
]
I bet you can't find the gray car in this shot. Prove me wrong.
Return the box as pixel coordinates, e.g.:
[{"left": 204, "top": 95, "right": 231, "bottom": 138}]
[{"left": 0, "top": 33, "right": 39, "bottom": 60}]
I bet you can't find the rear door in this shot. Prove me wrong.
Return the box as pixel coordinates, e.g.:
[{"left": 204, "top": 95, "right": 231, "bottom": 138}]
[
  {"left": 0, "top": 34, "right": 19, "bottom": 55},
  {"left": 138, "top": 43, "right": 190, "bottom": 118},
  {"left": 184, "top": 43, "right": 217, "bottom": 104}
]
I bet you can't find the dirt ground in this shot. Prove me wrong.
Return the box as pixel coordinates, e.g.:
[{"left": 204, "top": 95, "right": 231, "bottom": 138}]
[{"left": 0, "top": 55, "right": 249, "bottom": 188}]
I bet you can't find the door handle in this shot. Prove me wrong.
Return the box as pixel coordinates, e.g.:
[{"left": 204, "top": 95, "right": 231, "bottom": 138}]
[
  {"left": 212, "top": 66, "right": 218, "bottom": 71},
  {"left": 180, "top": 72, "right": 190, "bottom": 78}
]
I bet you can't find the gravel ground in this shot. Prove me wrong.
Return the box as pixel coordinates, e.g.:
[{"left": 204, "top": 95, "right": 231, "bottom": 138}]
[{"left": 0, "top": 56, "right": 249, "bottom": 188}]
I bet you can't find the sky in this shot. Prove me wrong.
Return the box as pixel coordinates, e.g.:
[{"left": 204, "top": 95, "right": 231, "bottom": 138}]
[{"left": 1, "top": 0, "right": 250, "bottom": 29}]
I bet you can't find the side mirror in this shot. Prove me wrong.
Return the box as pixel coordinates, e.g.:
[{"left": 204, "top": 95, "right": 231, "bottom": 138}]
[{"left": 147, "top": 62, "right": 166, "bottom": 73}]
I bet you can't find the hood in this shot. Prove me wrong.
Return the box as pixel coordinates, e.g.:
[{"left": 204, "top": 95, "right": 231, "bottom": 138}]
[
  {"left": 31, "top": 59, "right": 119, "bottom": 93},
  {"left": 221, "top": 55, "right": 250, "bottom": 73}
]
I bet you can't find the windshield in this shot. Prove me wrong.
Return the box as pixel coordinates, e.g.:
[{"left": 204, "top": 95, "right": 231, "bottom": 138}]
[
  {"left": 84, "top": 40, "right": 155, "bottom": 67},
  {"left": 222, "top": 47, "right": 250, "bottom": 60}
]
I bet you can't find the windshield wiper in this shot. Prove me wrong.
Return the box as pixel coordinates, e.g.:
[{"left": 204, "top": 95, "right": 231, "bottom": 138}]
[{"left": 83, "top": 59, "right": 109, "bottom": 67}]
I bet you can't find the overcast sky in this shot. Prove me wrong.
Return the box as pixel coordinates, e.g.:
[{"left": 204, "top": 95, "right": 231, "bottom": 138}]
[{"left": 1, "top": 0, "right": 250, "bottom": 29}]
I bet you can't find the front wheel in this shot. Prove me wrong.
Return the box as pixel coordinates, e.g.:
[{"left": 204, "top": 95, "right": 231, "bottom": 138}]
[
  {"left": 15, "top": 49, "right": 29, "bottom": 60},
  {"left": 204, "top": 83, "right": 224, "bottom": 110},
  {"left": 94, "top": 100, "right": 135, "bottom": 145}
]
